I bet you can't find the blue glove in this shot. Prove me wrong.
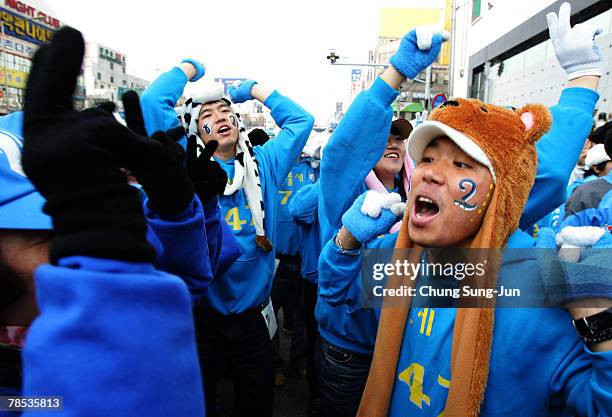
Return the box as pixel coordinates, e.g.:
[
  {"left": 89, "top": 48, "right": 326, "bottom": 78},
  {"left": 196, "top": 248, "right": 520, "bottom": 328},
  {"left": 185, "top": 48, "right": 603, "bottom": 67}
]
[
  {"left": 228, "top": 79, "right": 257, "bottom": 103},
  {"left": 181, "top": 58, "right": 206, "bottom": 82},
  {"left": 537, "top": 226, "right": 612, "bottom": 305},
  {"left": 342, "top": 191, "right": 405, "bottom": 244},
  {"left": 390, "top": 27, "right": 449, "bottom": 79}
]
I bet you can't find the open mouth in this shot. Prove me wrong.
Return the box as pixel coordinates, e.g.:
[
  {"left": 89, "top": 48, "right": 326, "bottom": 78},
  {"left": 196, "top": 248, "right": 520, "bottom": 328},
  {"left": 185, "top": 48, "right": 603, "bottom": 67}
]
[
  {"left": 412, "top": 195, "right": 440, "bottom": 226},
  {"left": 384, "top": 151, "right": 400, "bottom": 159},
  {"left": 218, "top": 126, "right": 231, "bottom": 134}
]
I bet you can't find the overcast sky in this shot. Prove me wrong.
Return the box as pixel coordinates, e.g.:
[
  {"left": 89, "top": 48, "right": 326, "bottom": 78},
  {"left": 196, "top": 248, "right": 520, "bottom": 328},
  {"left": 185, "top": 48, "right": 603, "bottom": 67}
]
[{"left": 44, "top": 0, "right": 444, "bottom": 122}]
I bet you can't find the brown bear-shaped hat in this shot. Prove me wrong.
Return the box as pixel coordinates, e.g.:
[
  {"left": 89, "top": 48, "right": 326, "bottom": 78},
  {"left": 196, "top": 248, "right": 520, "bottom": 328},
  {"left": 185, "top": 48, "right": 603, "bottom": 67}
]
[
  {"left": 358, "top": 98, "right": 552, "bottom": 417},
  {"left": 408, "top": 98, "right": 552, "bottom": 247}
]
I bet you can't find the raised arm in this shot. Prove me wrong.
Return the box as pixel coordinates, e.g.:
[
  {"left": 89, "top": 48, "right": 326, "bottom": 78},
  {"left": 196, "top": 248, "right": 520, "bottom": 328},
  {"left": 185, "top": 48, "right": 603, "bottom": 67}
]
[
  {"left": 519, "top": 2, "right": 603, "bottom": 229},
  {"left": 228, "top": 79, "right": 315, "bottom": 186},
  {"left": 21, "top": 27, "right": 205, "bottom": 416},
  {"left": 318, "top": 27, "right": 448, "bottom": 242},
  {"left": 140, "top": 59, "right": 204, "bottom": 134}
]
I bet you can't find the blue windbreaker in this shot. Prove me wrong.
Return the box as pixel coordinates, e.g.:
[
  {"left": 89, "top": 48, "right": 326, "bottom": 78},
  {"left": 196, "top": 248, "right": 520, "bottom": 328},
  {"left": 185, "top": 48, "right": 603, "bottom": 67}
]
[
  {"left": 22, "top": 257, "right": 205, "bottom": 417},
  {"left": 560, "top": 171, "right": 612, "bottom": 229},
  {"left": 276, "top": 157, "right": 317, "bottom": 256},
  {"left": 318, "top": 230, "right": 612, "bottom": 416},
  {"left": 140, "top": 67, "right": 314, "bottom": 314},
  {"left": 289, "top": 179, "right": 321, "bottom": 283}
]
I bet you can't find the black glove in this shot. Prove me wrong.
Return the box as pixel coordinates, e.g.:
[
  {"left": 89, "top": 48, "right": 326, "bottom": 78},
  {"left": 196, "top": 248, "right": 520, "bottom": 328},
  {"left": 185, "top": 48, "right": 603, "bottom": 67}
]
[
  {"left": 22, "top": 27, "right": 158, "bottom": 264},
  {"left": 186, "top": 136, "right": 228, "bottom": 203},
  {"left": 121, "top": 90, "right": 194, "bottom": 216}
]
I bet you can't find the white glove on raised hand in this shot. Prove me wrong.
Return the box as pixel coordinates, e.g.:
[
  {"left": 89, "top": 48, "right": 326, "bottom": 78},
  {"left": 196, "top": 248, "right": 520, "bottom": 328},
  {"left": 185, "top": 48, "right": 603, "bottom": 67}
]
[{"left": 547, "top": 2, "right": 604, "bottom": 80}]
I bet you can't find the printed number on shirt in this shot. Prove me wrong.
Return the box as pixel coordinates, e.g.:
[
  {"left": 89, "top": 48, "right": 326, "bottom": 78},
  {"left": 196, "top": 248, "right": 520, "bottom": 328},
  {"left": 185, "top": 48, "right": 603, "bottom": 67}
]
[
  {"left": 279, "top": 190, "right": 292, "bottom": 205},
  {"left": 399, "top": 362, "right": 430, "bottom": 409},
  {"left": 225, "top": 208, "right": 247, "bottom": 230},
  {"left": 398, "top": 362, "right": 451, "bottom": 415},
  {"left": 417, "top": 308, "right": 435, "bottom": 336}
]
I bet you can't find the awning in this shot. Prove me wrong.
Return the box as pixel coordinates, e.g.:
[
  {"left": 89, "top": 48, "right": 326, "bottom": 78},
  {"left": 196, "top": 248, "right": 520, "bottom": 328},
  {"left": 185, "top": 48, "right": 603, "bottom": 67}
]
[{"left": 391, "top": 101, "right": 424, "bottom": 113}]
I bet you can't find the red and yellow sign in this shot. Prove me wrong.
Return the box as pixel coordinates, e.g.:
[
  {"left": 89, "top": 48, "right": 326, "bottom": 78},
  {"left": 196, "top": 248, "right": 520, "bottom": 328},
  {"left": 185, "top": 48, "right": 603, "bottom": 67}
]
[{"left": 0, "top": 7, "right": 55, "bottom": 45}]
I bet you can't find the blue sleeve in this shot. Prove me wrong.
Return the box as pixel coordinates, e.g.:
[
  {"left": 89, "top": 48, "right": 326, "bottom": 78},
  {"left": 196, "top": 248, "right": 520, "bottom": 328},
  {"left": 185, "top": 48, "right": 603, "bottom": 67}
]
[
  {"left": 202, "top": 195, "right": 242, "bottom": 276},
  {"left": 144, "top": 195, "right": 213, "bottom": 304},
  {"left": 289, "top": 182, "right": 319, "bottom": 225},
  {"left": 318, "top": 237, "right": 364, "bottom": 307},
  {"left": 318, "top": 232, "right": 398, "bottom": 307},
  {"left": 319, "top": 77, "right": 398, "bottom": 242},
  {"left": 257, "top": 91, "right": 314, "bottom": 186},
  {"left": 140, "top": 66, "right": 188, "bottom": 135},
  {"left": 520, "top": 88, "right": 599, "bottom": 230},
  {"left": 550, "top": 340, "right": 612, "bottom": 416},
  {"left": 22, "top": 257, "right": 205, "bottom": 417}
]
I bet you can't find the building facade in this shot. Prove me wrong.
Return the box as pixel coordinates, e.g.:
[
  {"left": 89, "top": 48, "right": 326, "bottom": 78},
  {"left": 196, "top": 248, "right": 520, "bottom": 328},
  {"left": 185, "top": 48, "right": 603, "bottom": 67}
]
[
  {"left": 366, "top": 1, "right": 453, "bottom": 118},
  {"left": 451, "top": 0, "right": 611, "bottom": 118},
  {"left": 0, "top": 0, "right": 78, "bottom": 113},
  {"left": 83, "top": 42, "right": 148, "bottom": 107}
]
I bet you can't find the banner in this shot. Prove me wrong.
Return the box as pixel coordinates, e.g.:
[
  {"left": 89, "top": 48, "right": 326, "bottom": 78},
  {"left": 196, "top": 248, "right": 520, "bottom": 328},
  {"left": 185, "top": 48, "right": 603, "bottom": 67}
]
[
  {"left": 0, "top": 7, "right": 55, "bottom": 45},
  {"left": 0, "top": 34, "right": 35, "bottom": 58},
  {"left": 0, "top": 67, "right": 27, "bottom": 88}
]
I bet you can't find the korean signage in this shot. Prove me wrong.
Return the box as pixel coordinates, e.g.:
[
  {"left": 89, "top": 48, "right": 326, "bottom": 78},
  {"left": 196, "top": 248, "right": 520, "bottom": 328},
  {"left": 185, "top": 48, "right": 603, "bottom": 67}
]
[
  {"left": 0, "top": 67, "right": 27, "bottom": 88},
  {"left": 1, "top": 34, "right": 35, "bottom": 58},
  {"left": 3, "top": 0, "right": 61, "bottom": 29},
  {"left": 0, "top": 7, "right": 55, "bottom": 45},
  {"left": 214, "top": 78, "right": 247, "bottom": 95}
]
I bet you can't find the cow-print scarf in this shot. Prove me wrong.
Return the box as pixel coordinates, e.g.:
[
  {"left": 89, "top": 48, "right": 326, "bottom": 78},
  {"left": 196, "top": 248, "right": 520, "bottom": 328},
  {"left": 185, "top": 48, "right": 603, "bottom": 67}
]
[{"left": 178, "top": 84, "right": 272, "bottom": 252}]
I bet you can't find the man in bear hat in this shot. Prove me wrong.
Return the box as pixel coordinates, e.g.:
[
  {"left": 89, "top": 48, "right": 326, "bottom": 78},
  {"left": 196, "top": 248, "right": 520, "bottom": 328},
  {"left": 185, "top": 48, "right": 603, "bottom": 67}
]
[{"left": 316, "top": 3, "right": 610, "bottom": 417}]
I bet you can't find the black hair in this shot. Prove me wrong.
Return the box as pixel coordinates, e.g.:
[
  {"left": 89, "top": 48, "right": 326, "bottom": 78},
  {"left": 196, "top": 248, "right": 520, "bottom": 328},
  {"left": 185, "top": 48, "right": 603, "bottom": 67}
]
[
  {"left": 591, "top": 121, "right": 612, "bottom": 145},
  {"left": 605, "top": 127, "right": 612, "bottom": 160},
  {"left": 390, "top": 125, "right": 402, "bottom": 137},
  {"left": 248, "top": 128, "right": 270, "bottom": 147},
  {"left": 584, "top": 160, "right": 611, "bottom": 178}
]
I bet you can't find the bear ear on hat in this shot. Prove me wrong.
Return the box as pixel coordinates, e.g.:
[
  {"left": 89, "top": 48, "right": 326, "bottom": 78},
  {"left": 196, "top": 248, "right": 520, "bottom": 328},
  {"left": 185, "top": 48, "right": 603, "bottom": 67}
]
[{"left": 516, "top": 103, "right": 552, "bottom": 144}]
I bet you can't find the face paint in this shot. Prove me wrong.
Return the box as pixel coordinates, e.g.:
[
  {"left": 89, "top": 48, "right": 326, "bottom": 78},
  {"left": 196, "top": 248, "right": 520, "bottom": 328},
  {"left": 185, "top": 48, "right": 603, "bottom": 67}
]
[
  {"left": 202, "top": 123, "right": 212, "bottom": 135},
  {"left": 453, "top": 178, "right": 478, "bottom": 211},
  {"left": 229, "top": 114, "right": 238, "bottom": 128}
]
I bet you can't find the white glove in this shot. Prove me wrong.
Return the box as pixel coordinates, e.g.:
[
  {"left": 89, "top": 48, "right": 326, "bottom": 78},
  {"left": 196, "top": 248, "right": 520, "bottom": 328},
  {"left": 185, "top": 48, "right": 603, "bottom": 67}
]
[
  {"left": 547, "top": 2, "right": 604, "bottom": 80},
  {"left": 555, "top": 226, "right": 606, "bottom": 262}
]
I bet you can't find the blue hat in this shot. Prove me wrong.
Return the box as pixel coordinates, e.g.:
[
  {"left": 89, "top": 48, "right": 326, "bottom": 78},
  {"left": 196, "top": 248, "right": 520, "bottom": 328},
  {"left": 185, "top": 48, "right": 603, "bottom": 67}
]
[{"left": 0, "top": 111, "right": 52, "bottom": 230}]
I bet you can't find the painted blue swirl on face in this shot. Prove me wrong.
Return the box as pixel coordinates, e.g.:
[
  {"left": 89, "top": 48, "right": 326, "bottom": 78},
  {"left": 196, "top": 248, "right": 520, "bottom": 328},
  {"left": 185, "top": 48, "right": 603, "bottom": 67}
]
[
  {"left": 203, "top": 123, "right": 212, "bottom": 135},
  {"left": 453, "top": 178, "right": 478, "bottom": 211}
]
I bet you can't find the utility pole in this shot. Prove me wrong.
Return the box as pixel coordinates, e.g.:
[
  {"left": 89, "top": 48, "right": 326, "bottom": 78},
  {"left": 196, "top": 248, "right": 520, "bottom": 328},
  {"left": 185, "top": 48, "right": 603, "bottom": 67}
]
[
  {"left": 424, "top": 66, "right": 432, "bottom": 111},
  {"left": 449, "top": 0, "right": 457, "bottom": 96}
]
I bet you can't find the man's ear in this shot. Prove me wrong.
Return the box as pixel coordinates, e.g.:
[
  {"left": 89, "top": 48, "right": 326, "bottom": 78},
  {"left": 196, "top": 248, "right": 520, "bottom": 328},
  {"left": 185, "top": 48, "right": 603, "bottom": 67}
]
[{"left": 516, "top": 104, "right": 552, "bottom": 144}]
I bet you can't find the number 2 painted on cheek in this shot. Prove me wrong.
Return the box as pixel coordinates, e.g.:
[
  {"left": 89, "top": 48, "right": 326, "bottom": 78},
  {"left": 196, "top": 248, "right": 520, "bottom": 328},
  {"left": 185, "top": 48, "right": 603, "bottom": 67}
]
[{"left": 453, "top": 179, "right": 478, "bottom": 211}]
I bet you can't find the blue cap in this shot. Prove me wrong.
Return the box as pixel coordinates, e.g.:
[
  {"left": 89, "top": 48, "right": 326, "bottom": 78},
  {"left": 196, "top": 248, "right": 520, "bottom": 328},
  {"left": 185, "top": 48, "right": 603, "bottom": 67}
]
[{"left": 0, "top": 111, "right": 52, "bottom": 230}]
